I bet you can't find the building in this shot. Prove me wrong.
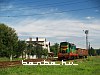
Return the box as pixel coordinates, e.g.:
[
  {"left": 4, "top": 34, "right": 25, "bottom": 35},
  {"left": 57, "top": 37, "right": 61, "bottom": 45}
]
[
  {"left": 26, "top": 37, "right": 50, "bottom": 53},
  {"left": 25, "top": 37, "right": 51, "bottom": 59}
]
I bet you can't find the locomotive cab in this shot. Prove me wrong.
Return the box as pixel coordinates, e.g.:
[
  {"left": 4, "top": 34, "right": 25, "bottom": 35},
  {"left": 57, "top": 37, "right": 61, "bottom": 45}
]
[{"left": 58, "top": 42, "right": 78, "bottom": 60}]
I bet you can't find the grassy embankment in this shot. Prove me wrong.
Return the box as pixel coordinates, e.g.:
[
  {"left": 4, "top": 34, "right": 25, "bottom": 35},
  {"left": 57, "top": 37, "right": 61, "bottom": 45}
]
[{"left": 0, "top": 56, "right": 100, "bottom": 75}]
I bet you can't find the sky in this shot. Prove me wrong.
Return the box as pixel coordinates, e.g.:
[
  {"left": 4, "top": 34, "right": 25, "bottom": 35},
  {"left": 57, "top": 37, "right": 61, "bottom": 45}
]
[{"left": 0, "top": 0, "right": 100, "bottom": 48}]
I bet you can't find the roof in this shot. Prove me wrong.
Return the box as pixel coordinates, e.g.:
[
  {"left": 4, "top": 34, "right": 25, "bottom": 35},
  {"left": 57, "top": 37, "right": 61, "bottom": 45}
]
[{"left": 26, "top": 38, "right": 46, "bottom": 42}]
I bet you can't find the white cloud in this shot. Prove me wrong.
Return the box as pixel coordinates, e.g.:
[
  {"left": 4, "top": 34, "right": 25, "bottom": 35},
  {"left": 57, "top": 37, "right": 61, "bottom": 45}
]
[
  {"left": 85, "top": 16, "right": 94, "bottom": 20},
  {"left": 14, "top": 19, "right": 85, "bottom": 37},
  {"left": 14, "top": 18, "right": 100, "bottom": 37}
]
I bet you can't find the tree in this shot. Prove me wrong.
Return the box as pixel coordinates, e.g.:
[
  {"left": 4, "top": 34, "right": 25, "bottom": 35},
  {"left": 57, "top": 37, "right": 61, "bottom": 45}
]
[
  {"left": 89, "top": 47, "right": 95, "bottom": 56},
  {"left": 36, "top": 44, "right": 43, "bottom": 58},
  {"left": 96, "top": 48, "right": 100, "bottom": 55},
  {"left": 16, "top": 40, "right": 26, "bottom": 58},
  {"left": 42, "top": 48, "right": 48, "bottom": 56},
  {"left": 0, "top": 23, "right": 18, "bottom": 61},
  {"left": 27, "top": 43, "right": 33, "bottom": 58},
  {"left": 31, "top": 46, "right": 36, "bottom": 56},
  {"left": 50, "top": 43, "right": 59, "bottom": 56}
]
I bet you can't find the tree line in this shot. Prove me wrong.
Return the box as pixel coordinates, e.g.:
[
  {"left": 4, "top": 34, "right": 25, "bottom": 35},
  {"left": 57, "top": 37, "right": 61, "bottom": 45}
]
[{"left": 88, "top": 47, "right": 100, "bottom": 56}]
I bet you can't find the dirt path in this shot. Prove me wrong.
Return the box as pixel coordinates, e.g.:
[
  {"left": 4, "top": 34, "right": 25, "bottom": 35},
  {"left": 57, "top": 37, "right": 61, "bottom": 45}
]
[
  {"left": 0, "top": 61, "right": 21, "bottom": 68},
  {"left": 0, "top": 58, "right": 52, "bottom": 68}
]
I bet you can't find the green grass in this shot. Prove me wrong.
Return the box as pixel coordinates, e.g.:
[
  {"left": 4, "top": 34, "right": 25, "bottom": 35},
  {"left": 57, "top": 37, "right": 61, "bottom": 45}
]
[
  {"left": 0, "top": 57, "right": 23, "bottom": 61},
  {"left": 0, "top": 57, "right": 10, "bottom": 61},
  {"left": 0, "top": 56, "right": 100, "bottom": 75}
]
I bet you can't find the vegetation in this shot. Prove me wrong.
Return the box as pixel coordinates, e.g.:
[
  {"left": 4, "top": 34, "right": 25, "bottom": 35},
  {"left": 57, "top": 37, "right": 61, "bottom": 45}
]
[
  {"left": 50, "top": 43, "right": 59, "bottom": 56},
  {"left": 16, "top": 40, "right": 26, "bottom": 58},
  {"left": 88, "top": 47, "right": 95, "bottom": 56},
  {"left": 0, "top": 23, "right": 18, "bottom": 61},
  {"left": 88, "top": 47, "right": 100, "bottom": 56},
  {"left": 95, "top": 49, "right": 100, "bottom": 55},
  {"left": 0, "top": 57, "right": 23, "bottom": 61},
  {"left": 0, "top": 56, "right": 100, "bottom": 75}
]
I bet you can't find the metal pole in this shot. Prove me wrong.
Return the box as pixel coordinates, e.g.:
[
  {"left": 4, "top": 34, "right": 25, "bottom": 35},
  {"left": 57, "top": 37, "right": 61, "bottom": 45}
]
[
  {"left": 86, "top": 33, "right": 87, "bottom": 49},
  {"left": 85, "top": 30, "right": 89, "bottom": 50}
]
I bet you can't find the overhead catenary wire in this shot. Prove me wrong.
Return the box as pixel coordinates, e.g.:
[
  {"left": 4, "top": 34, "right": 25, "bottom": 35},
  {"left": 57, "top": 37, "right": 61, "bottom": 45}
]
[
  {"left": 0, "top": 0, "right": 92, "bottom": 11},
  {"left": 0, "top": 6, "right": 100, "bottom": 17},
  {"left": 0, "top": 0, "right": 88, "bottom": 8}
]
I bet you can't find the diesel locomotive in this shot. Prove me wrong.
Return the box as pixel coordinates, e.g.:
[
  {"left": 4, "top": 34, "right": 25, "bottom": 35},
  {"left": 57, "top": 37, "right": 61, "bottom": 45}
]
[{"left": 58, "top": 42, "right": 88, "bottom": 60}]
